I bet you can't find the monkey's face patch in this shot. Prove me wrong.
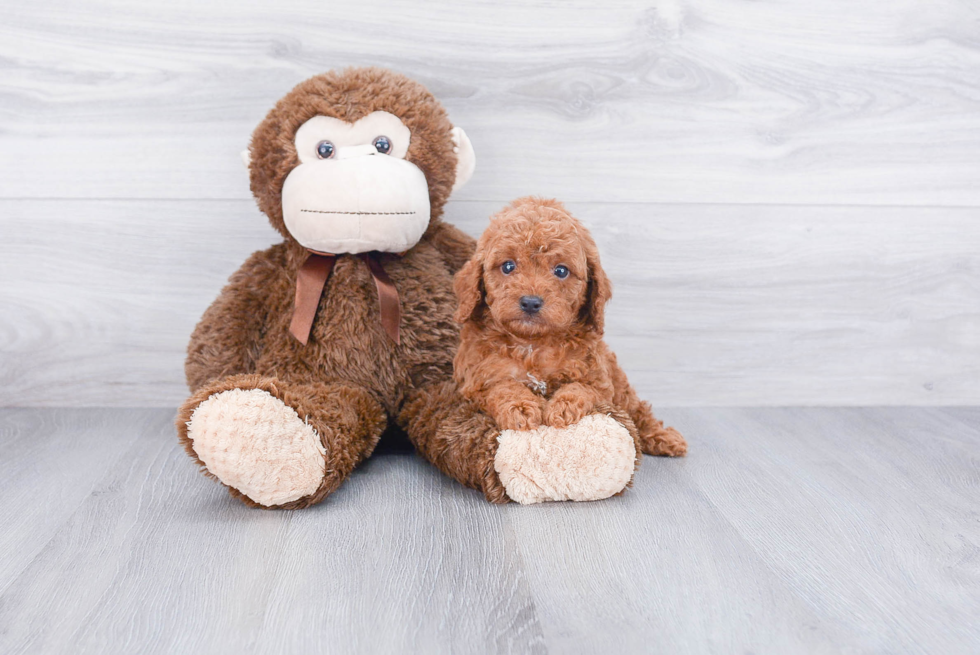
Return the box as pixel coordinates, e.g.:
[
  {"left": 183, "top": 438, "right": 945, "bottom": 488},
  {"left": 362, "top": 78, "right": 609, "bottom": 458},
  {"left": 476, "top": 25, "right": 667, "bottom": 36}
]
[{"left": 281, "top": 111, "right": 431, "bottom": 254}]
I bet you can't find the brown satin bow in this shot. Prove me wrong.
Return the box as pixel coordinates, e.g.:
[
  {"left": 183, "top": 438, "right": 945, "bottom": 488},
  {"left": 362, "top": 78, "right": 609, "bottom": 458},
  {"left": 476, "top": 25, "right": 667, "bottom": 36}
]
[{"left": 289, "top": 251, "right": 400, "bottom": 346}]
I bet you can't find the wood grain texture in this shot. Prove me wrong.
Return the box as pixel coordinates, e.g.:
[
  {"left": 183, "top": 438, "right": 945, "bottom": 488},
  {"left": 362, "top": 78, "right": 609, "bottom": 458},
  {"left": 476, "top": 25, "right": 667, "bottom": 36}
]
[
  {"left": 2, "top": 199, "right": 977, "bottom": 406},
  {"left": 0, "top": 0, "right": 979, "bottom": 204},
  {"left": 660, "top": 407, "right": 980, "bottom": 653},
  {"left": 0, "top": 409, "right": 545, "bottom": 655},
  {"left": 0, "top": 409, "right": 144, "bottom": 593},
  {"left": 2, "top": 0, "right": 978, "bottom": 407},
  {"left": 0, "top": 407, "right": 977, "bottom": 654}
]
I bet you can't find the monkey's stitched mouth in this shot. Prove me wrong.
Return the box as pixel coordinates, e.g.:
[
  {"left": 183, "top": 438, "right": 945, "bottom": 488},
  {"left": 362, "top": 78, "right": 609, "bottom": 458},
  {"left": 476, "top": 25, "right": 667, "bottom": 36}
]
[{"left": 299, "top": 209, "right": 416, "bottom": 216}]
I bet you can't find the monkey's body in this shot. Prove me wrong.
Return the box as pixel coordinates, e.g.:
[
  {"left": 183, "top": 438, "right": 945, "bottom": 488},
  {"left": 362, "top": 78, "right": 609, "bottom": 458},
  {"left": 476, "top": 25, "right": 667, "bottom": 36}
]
[
  {"left": 186, "top": 234, "right": 460, "bottom": 413},
  {"left": 177, "top": 67, "right": 650, "bottom": 508},
  {"left": 178, "top": 221, "right": 512, "bottom": 508}
]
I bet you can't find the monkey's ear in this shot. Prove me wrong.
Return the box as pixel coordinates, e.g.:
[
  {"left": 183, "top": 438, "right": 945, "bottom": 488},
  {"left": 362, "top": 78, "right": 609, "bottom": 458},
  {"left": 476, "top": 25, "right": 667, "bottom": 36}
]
[
  {"left": 450, "top": 126, "right": 476, "bottom": 193},
  {"left": 240, "top": 149, "right": 251, "bottom": 170},
  {"left": 453, "top": 257, "right": 484, "bottom": 323}
]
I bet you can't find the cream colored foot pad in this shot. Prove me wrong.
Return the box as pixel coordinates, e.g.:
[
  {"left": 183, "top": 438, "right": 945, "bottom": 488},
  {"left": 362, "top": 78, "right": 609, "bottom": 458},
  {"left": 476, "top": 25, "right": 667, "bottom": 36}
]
[
  {"left": 494, "top": 414, "right": 636, "bottom": 505},
  {"left": 186, "top": 388, "right": 326, "bottom": 507}
]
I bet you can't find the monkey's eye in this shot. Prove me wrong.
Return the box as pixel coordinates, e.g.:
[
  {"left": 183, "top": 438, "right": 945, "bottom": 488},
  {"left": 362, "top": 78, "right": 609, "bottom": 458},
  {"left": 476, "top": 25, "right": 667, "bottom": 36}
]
[
  {"left": 372, "top": 136, "right": 392, "bottom": 154},
  {"left": 316, "top": 140, "right": 335, "bottom": 159},
  {"left": 554, "top": 265, "right": 570, "bottom": 279},
  {"left": 501, "top": 260, "right": 516, "bottom": 275}
]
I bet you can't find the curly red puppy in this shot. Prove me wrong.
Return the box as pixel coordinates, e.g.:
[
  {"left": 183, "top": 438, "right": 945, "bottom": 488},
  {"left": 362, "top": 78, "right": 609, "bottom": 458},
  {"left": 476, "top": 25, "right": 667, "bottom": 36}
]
[{"left": 453, "top": 197, "right": 687, "bottom": 457}]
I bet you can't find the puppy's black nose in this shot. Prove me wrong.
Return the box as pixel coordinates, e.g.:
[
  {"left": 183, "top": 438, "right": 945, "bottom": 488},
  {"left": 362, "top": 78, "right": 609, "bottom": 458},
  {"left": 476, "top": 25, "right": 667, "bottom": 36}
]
[{"left": 519, "top": 295, "right": 544, "bottom": 314}]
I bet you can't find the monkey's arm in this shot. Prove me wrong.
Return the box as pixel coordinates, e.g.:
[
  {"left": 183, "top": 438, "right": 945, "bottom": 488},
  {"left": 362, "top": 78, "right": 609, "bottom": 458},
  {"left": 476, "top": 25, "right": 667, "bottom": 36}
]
[
  {"left": 398, "top": 379, "right": 643, "bottom": 506},
  {"left": 398, "top": 380, "right": 509, "bottom": 503},
  {"left": 425, "top": 221, "right": 477, "bottom": 274},
  {"left": 184, "top": 246, "right": 282, "bottom": 392}
]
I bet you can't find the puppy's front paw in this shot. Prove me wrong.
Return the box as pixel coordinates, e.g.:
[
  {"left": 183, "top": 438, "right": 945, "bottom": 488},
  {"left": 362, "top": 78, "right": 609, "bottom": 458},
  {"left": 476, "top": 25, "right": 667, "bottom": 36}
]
[
  {"left": 545, "top": 394, "right": 592, "bottom": 428},
  {"left": 495, "top": 399, "right": 543, "bottom": 431}
]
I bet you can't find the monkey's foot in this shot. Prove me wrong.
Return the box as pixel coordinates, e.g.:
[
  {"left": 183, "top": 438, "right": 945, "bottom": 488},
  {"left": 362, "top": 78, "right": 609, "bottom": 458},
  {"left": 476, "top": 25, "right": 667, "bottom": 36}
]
[
  {"left": 185, "top": 388, "right": 326, "bottom": 507},
  {"left": 494, "top": 414, "right": 638, "bottom": 505}
]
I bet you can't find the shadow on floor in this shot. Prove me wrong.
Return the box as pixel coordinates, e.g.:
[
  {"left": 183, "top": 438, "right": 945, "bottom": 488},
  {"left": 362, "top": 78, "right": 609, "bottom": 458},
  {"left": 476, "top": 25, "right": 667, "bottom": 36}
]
[{"left": 373, "top": 424, "right": 416, "bottom": 455}]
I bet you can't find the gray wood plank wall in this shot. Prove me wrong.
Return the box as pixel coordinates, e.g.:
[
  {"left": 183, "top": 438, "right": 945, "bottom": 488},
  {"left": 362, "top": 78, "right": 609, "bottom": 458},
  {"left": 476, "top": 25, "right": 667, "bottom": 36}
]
[{"left": 1, "top": 0, "right": 978, "bottom": 406}]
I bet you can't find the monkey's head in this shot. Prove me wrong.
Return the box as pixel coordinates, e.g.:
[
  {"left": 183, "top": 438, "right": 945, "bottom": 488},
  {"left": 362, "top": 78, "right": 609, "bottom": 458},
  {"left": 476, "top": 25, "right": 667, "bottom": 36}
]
[{"left": 245, "top": 67, "right": 475, "bottom": 254}]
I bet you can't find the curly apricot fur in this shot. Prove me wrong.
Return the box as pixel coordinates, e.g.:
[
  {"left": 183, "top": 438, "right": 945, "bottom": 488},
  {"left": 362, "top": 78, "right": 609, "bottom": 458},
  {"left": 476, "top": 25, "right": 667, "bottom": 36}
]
[{"left": 453, "top": 197, "right": 688, "bottom": 457}]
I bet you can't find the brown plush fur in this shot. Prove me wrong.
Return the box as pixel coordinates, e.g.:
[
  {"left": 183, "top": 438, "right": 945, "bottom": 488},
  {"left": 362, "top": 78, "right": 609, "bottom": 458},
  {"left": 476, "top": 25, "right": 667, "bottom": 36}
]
[
  {"left": 177, "top": 68, "right": 665, "bottom": 508},
  {"left": 177, "top": 67, "right": 506, "bottom": 508},
  {"left": 176, "top": 373, "right": 387, "bottom": 509},
  {"left": 248, "top": 67, "right": 459, "bottom": 240},
  {"left": 453, "top": 197, "right": 688, "bottom": 456}
]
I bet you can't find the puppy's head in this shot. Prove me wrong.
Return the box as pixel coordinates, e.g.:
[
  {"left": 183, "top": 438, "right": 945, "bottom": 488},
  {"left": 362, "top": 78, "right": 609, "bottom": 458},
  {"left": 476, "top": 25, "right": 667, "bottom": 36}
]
[{"left": 454, "top": 197, "right": 612, "bottom": 338}]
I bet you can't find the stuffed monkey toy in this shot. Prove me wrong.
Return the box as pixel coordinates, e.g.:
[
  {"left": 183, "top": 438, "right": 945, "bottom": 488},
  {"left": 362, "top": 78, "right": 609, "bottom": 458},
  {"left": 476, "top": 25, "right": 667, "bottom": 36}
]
[{"left": 177, "top": 67, "right": 644, "bottom": 507}]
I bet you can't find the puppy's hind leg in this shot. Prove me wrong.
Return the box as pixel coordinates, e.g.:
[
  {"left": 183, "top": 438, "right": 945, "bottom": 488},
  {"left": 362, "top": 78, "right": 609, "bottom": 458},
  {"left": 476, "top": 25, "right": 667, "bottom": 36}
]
[
  {"left": 609, "top": 355, "right": 687, "bottom": 457},
  {"left": 632, "top": 399, "right": 688, "bottom": 457}
]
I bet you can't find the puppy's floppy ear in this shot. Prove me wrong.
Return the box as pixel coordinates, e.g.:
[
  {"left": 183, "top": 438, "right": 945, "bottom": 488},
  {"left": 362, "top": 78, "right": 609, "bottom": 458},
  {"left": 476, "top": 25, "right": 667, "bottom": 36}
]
[
  {"left": 453, "top": 257, "right": 485, "bottom": 323},
  {"left": 580, "top": 242, "right": 613, "bottom": 335}
]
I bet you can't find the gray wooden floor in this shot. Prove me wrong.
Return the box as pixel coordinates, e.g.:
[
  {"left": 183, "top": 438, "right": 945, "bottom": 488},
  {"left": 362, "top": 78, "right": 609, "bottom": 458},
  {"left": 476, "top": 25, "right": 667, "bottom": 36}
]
[{"left": 1, "top": 407, "right": 977, "bottom": 654}]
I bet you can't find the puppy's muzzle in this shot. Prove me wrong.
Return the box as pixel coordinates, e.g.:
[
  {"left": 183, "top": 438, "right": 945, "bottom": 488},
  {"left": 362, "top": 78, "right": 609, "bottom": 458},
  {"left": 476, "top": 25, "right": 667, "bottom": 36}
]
[{"left": 519, "top": 295, "right": 544, "bottom": 315}]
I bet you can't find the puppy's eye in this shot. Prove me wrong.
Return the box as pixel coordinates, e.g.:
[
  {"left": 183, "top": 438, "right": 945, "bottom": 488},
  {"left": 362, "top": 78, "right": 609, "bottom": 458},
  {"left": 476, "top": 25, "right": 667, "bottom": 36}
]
[
  {"left": 501, "top": 260, "right": 516, "bottom": 275},
  {"left": 316, "top": 140, "right": 335, "bottom": 159},
  {"left": 372, "top": 136, "right": 392, "bottom": 154},
  {"left": 554, "top": 265, "right": 570, "bottom": 279}
]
